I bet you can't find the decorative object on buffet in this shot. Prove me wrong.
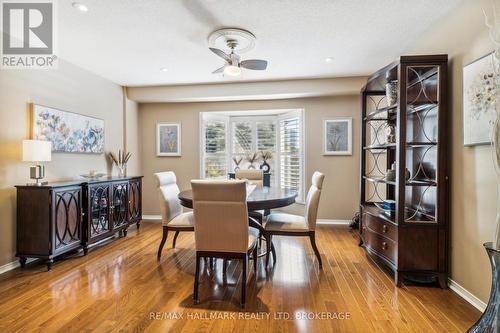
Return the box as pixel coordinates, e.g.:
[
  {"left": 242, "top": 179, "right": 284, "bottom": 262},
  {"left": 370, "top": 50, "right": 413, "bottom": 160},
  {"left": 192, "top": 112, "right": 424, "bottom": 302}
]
[
  {"left": 22, "top": 139, "right": 51, "bottom": 186},
  {"left": 232, "top": 156, "right": 243, "bottom": 171},
  {"left": 31, "top": 104, "right": 104, "bottom": 154},
  {"left": 108, "top": 150, "right": 131, "bottom": 177},
  {"left": 245, "top": 152, "right": 259, "bottom": 169},
  {"left": 156, "top": 122, "right": 181, "bottom": 156},
  {"left": 80, "top": 170, "right": 106, "bottom": 180},
  {"left": 260, "top": 151, "right": 272, "bottom": 172},
  {"left": 324, "top": 118, "right": 353, "bottom": 155},
  {"left": 385, "top": 80, "right": 398, "bottom": 106},
  {"left": 385, "top": 124, "right": 396, "bottom": 144}
]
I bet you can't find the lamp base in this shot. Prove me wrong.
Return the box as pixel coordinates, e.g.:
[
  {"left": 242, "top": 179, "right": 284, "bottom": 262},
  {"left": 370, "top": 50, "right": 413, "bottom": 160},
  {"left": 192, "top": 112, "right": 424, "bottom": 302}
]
[{"left": 27, "top": 165, "right": 47, "bottom": 186}]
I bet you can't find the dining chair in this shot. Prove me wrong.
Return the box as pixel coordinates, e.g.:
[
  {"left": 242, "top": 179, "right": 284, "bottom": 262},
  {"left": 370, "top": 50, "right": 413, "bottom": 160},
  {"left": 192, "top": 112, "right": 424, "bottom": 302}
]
[
  {"left": 235, "top": 169, "right": 264, "bottom": 188},
  {"left": 191, "top": 179, "right": 259, "bottom": 307},
  {"left": 155, "top": 171, "right": 194, "bottom": 260},
  {"left": 264, "top": 171, "right": 325, "bottom": 268}
]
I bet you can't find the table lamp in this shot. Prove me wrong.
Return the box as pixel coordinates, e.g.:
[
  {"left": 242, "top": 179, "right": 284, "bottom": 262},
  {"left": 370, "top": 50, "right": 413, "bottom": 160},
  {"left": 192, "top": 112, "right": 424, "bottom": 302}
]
[{"left": 22, "top": 140, "right": 52, "bottom": 186}]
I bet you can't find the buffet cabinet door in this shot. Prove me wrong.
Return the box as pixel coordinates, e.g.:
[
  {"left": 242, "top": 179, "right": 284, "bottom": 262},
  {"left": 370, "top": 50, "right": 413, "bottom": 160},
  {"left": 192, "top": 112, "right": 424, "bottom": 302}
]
[
  {"left": 128, "top": 178, "right": 142, "bottom": 225},
  {"left": 88, "top": 183, "right": 112, "bottom": 241},
  {"left": 111, "top": 181, "right": 129, "bottom": 230},
  {"left": 52, "top": 186, "right": 83, "bottom": 254}
]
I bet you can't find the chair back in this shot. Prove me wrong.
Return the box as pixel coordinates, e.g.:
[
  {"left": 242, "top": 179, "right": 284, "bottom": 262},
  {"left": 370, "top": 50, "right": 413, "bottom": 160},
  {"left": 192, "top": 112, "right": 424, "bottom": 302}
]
[
  {"left": 235, "top": 169, "right": 264, "bottom": 188},
  {"left": 191, "top": 180, "right": 249, "bottom": 253},
  {"left": 154, "top": 171, "right": 182, "bottom": 226},
  {"left": 305, "top": 171, "right": 325, "bottom": 230}
]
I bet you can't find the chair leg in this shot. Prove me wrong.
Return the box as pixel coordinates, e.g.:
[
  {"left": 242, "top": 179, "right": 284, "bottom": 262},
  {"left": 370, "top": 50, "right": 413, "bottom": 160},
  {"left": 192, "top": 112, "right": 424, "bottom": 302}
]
[
  {"left": 172, "top": 231, "right": 180, "bottom": 248},
  {"left": 265, "top": 234, "right": 272, "bottom": 267},
  {"left": 271, "top": 241, "right": 277, "bottom": 265},
  {"left": 309, "top": 231, "right": 323, "bottom": 268},
  {"left": 253, "top": 245, "right": 258, "bottom": 273},
  {"left": 157, "top": 227, "right": 168, "bottom": 260},
  {"left": 241, "top": 255, "right": 247, "bottom": 307},
  {"left": 193, "top": 253, "right": 201, "bottom": 304},
  {"left": 222, "top": 259, "right": 228, "bottom": 282}
]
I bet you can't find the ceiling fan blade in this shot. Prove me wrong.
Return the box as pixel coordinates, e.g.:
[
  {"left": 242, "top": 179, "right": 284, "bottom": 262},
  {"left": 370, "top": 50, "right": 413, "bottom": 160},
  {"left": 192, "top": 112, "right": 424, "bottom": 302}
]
[
  {"left": 240, "top": 59, "right": 268, "bottom": 70},
  {"left": 209, "top": 47, "right": 231, "bottom": 62},
  {"left": 212, "top": 66, "right": 225, "bottom": 74}
]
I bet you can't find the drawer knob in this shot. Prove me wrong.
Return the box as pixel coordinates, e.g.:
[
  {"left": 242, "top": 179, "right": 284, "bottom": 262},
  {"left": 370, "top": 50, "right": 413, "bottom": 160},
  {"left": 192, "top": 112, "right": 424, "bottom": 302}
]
[
  {"left": 382, "top": 242, "right": 387, "bottom": 250},
  {"left": 382, "top": 225, "right": 388, "bottom": 233}
]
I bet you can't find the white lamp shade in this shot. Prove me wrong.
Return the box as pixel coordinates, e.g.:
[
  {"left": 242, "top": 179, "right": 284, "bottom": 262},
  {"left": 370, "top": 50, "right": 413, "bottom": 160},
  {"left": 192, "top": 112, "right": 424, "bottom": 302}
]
[{"left": 22, "top": 140, "right": 52, "bottom": 162}]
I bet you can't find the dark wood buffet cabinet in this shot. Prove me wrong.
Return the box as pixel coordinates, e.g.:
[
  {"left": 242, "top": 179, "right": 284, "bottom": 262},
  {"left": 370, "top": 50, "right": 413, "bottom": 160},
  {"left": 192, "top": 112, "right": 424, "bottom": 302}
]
[{"left": 16, "top": 176, "right": 142, "bottom": 270}]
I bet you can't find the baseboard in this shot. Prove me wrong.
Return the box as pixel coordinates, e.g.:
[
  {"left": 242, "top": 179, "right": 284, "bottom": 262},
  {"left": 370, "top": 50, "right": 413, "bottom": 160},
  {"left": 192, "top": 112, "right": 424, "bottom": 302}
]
[
  {"left": 317, "top": 219, "right": 350, "bottom": 225},
  {"left": 0, "top": 258, "right": 37, "bottom": 276},
  {"left": 448, "top": 278, "right": 487, "bottom": 313},
  {"left": 142, "top": 215, "right": 161, "bottom": 221}
]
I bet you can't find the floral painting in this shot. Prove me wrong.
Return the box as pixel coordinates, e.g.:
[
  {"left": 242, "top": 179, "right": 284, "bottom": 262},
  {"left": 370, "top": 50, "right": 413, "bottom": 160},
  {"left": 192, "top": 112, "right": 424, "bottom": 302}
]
[
  {"left": 32, "top": 104, "right": 104, "bottom": 153},
  {"left": 463, "top": 52, "right": 499, "bottom": 146},
  {"left": 324, "top": 118, "right": 352, "bottom": 155},
  {"left": 157, "top": 123, "right": 181, "bottom": 156}
]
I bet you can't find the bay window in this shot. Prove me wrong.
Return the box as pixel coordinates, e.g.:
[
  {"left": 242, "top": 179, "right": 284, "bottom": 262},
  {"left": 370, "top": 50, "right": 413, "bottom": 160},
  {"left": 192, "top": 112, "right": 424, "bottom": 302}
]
[{"left": 201, "top": 110, "right": 304, "bottom": 200}]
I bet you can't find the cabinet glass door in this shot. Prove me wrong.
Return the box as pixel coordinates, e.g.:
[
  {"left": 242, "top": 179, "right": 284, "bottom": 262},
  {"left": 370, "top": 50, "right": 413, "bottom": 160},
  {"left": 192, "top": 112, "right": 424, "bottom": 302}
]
[
  {"left": 112, "top": 182, "right": 128, "bottom": 229},
  {"left": 89, "top": 184, "right": 111, "bottom": 237}
]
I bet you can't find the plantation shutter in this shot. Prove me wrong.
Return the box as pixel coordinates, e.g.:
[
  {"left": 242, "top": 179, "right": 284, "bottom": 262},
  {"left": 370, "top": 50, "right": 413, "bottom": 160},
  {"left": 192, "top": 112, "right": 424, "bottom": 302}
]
[
  {"left": 203, "top": 120, "right": 227, "bottom": 178},
  {"left": 279, "top": 114, "right": 303, "bottom": 200}
]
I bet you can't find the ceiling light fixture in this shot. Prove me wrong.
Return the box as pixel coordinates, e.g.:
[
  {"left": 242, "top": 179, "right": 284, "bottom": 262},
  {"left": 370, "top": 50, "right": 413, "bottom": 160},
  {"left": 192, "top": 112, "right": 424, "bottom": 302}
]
[
  {"left": 72, "top": 2, "right": 88, "bottom": 12},
  {"left": 325, "top": 57, "right": 333, "bottom": 63},
  {"left": 223, "top": 65, "right": 241, "bottom": 76},
  {"left": 160, "top": 67, "right": 168, "bottom": 72}
]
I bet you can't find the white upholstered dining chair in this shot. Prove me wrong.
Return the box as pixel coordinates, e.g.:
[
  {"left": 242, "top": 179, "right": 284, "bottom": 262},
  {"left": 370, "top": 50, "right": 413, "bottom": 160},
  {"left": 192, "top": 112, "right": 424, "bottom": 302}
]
[
  {"left": 191, "top": 179, "right": 259, "bottom": 307},
  {"left": 264, "top": 171, "right": 325, "bottom": 268},
  {"left": 155, "top": 171, "right": 194, "bottom": 260},
  {"left": 235, "top": 169, "right": 264, "bottom": 188}
]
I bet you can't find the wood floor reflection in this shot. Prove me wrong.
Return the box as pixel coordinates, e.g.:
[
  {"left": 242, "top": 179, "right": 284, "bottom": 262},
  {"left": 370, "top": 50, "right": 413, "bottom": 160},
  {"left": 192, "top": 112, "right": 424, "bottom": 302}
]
[{"left": 0, "top": 222, "right": 480, "bottom": 332}]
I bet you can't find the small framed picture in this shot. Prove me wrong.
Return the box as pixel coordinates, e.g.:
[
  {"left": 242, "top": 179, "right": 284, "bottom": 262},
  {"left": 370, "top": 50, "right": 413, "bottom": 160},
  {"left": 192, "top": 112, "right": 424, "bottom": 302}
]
[
  {"left": 324, "top": 118, "right": 352, "bottom": 155},
  {"left": 463, "top": 51, "right": 497, "bottom": 146},
  {"left": 156, "top": 123, "right": 181, "bottom": 156}
]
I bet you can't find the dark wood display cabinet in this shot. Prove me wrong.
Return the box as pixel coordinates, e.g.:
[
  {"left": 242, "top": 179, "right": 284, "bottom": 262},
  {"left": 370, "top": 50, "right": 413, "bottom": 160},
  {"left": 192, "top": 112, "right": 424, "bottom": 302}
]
[
  {"left": 16, "top": 176, "right": 142, "bottom": 270},
  {"left": 359, "top": 55, "right": 449, "bottom": 288}
]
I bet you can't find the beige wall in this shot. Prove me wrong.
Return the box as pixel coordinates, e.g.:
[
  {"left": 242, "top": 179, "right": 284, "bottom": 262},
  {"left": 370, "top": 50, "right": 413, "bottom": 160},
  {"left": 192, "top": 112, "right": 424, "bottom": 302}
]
[
  {"left": 0, "top": 60, "right": 139, "bottom": 267},
  {"left": 139, "top": 95, "right": 361, "bottom": 220},
  {"left": 409, "top": 0, "right": 497, "bottom": 303}
]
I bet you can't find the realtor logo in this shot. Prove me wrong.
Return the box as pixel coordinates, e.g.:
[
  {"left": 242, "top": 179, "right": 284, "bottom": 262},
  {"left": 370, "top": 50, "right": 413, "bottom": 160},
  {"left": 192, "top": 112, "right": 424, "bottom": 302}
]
[{"left": 1, "top": 0, "right": 57, "bottom": 69}]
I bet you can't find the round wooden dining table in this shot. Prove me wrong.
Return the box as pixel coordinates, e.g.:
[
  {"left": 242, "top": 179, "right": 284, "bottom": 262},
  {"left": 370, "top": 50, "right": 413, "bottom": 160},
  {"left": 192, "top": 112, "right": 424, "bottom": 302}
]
[{"left": 178, "top": 186, "right": 297, "bottom": 211}]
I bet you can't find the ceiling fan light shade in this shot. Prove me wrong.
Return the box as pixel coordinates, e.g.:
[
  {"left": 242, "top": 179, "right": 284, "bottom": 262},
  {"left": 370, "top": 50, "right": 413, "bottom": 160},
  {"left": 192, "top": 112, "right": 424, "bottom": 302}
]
[{"left": 223, "top": 65, "right": 241, "bottom": 76}]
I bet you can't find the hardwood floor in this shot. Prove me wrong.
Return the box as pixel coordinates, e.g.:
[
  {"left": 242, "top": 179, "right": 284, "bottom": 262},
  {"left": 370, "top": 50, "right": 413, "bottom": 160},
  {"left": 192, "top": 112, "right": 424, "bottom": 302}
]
[{"left": 0, "top": 221, "right": 480, "bottom": 333}]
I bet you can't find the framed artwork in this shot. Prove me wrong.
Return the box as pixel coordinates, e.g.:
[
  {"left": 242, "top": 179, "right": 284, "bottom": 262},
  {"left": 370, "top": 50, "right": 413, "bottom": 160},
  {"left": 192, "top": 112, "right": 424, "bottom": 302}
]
[
  {"left": 463, "top": 52, "right": 498, "bottom": 146},
  {"left": 31, "top": 104, "right": 104, "bottom": 154},
  {"left": 324, "top": 118, "right": 352, "bottom": 155},
  {"left": 157, "top": 123, "right": 181, "bottom": 156}
]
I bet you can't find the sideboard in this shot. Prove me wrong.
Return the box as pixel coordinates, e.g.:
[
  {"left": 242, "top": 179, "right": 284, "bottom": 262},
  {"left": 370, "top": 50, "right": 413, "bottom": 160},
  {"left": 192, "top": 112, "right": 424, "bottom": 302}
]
[{"left": 16, "top": 176, "right": 142, "bottom": 270}]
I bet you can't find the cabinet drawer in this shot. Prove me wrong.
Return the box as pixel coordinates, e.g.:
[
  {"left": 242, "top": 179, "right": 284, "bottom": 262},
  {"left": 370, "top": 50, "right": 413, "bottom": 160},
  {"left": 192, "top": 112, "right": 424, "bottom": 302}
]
[
  {"left": 364, "top": 228, "right": 397, "bottom": 264},
  {"left": 364, "top": 213, "right": 397, "bottom": 242}
]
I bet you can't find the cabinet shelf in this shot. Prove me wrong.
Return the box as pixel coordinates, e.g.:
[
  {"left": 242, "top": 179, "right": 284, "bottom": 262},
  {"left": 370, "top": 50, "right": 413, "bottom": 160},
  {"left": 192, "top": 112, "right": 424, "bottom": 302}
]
[
  {"left": 363, "top": 143, "right": 397, "bottom": 150},
  {"left": 364, "top": 105, "right": 397, "bottom": 121},
  {"left": 363, "top": 176, "right": 396, "bottom": 186}
]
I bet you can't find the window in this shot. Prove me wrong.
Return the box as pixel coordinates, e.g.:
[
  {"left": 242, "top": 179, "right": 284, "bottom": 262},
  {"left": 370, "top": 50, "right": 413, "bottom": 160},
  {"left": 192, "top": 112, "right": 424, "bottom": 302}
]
[
  {"left": 201, "top": 110, "right": 304, "bottom": 199},
  {"left": 202, "top": 120, "right": 227, "bottom": 178}
]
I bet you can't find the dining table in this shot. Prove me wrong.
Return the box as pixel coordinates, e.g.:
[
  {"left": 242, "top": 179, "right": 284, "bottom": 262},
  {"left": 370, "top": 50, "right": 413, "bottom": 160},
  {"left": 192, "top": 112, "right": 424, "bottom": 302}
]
[{"left": 178, "top": 186, "right": 298, "bottom": 212}]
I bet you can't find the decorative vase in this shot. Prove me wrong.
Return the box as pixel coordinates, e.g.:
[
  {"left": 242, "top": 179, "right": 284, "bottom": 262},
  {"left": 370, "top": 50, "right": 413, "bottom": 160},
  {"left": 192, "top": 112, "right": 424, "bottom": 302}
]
[
  {"left": 234, "top": 166, "right": 240, "bottom": 172},
  {"left": 117, "top": 165, "right": 126, "bottom": 178},
  {"left": 386, "top": 80, "right": 398, "bottom": 107},
  {"left": 248, "top": 164, "right": 256, "bottom": 169},
  {"left": 260, "top": 161, "right": 270, "bottom": 173},
  {"left": 468, "top": 242, "right": 499, "bottom": 332}
]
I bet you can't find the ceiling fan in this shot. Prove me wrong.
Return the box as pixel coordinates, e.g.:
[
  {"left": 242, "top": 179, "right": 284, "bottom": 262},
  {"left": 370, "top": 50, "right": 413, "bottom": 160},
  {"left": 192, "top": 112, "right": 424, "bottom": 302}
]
[{"left": 209, "top": 39, "right": 268, "bottom": 77}]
